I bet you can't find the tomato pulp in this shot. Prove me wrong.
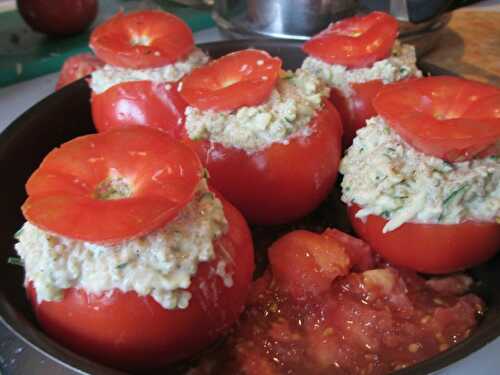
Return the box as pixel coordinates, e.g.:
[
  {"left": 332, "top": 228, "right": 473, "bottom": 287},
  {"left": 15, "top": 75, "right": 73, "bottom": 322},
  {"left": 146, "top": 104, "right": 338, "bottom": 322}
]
[
  {"left": 348, "top": 203, "right": 500, "bottom": 274},
  {"left": 191, "top": 229, "right": 484, "bottom": 375},
  {"left": 373, "top": 76, "right": 500, "bottom": 162},
  {"left": 27, "top": 195, "right": 255, "bottom": 371},
  {"left": 183, "top": 100, "right": 343, "bottom": 225}
]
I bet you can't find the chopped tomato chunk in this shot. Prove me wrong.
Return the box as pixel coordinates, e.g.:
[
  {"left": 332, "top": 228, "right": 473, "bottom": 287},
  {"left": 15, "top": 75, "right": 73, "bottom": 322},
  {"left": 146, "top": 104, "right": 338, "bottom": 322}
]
[
  {"left": 268, "top": 230, "right": 350, "bottom": 299},
  {"left": 192, "top": 229, "right": 484, "bottom": 375},
  {"left": 179, "top": 49, "right": 282, "bottom": 111},
  {"left": 22, "top": 126, "right": 203, "bottom": 244}
]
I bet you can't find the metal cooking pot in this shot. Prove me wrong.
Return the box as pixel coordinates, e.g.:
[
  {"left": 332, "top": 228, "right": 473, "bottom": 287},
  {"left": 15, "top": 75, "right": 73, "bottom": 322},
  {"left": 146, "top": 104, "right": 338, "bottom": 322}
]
[{"left": 213, "top": 0, "right": 453, "bottom": 55}]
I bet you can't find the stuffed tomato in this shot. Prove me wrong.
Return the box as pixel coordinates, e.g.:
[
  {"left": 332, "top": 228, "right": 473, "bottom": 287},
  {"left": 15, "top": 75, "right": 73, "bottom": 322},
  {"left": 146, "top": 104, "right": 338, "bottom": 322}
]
[
  {"left": 302, "top": 11, "right": 421, "bottom": 147},
  {"left": 89, "top": 10, "right": 208, "bottom": 136},
  {"left": 340, "top": 76, "right": 500, "bottom": 273},
  {"left": 14, "top": 127, "right": 254, "bottom": 371},
  {"left": 178, "top": 49, "right": 343, "bottom": 225}
]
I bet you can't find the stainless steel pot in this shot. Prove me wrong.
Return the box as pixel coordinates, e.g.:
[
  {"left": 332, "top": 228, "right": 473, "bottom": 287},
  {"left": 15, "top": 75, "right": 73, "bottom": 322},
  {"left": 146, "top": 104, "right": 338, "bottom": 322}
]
[
  {"left": 213, "top": 0, "right": 359, "bottom": 40},
  {"left": 213, "top": 0, "right": 452, "bottom": 55}
]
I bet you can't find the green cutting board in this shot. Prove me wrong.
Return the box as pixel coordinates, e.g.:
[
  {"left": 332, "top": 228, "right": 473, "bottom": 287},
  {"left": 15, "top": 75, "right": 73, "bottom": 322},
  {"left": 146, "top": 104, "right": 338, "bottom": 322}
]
[{"left": 0, "top": 0, "right": 214, "bottom": 87}]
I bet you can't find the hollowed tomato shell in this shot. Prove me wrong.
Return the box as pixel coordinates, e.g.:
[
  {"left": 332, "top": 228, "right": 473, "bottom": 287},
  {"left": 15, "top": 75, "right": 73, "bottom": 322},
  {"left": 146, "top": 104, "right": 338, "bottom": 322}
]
[
  {"left": 27, "top": 194, "right": 254, "bottom": 371},
  {"left": 183, "top": 100, "right": 343, "bottom": 225},
  {"left": 91, "top": 80, "right": 188, "bottom": 138},
  {"left": 348, "top": 203, "right": 500, "bottom": 274}
]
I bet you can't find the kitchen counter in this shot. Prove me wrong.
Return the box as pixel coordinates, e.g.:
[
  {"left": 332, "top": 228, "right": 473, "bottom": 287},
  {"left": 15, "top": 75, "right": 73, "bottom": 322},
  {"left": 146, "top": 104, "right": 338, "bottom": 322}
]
[
  {"left": 421, "top": 3, "right": 500, "bottom": 85},
  {"left": 1, "top": 6, "right": 499, "bottom": 375}
]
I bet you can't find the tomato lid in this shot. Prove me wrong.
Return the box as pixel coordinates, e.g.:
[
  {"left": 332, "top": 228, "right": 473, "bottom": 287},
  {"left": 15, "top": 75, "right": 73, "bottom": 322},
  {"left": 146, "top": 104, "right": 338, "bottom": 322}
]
[
  {"left": 303, "top": 11, "right": 399, "bottom": 69},
  {"left": 179, "top": 49, "right": 282, "bottom": 111},
  {"left": 22, "top": 126, "right": 203, "bottom": 244},
  {"left": 90, "top": 10, "right": 194, "bottom": 69},
  {"left": 373, "top": 76, "right": 500, "bottom": 162}
]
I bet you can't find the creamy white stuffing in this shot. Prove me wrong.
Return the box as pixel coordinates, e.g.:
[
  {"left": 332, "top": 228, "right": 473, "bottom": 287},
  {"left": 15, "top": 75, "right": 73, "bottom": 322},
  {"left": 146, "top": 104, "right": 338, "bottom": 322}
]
[
  {"left": 90, "top": 48, "right": 209, "bottom": 94},
  {"left": 340, "top": 116, "right": 500, "bottom": 232},
  {"left": 185, "top": 69, "right": 330, "bottom": 153},
  {"left": 302, "top": 42, "right": 421, "bottom": 97},
  {"left": 15, "top": 181, "right": 229, "bottom": 309}
]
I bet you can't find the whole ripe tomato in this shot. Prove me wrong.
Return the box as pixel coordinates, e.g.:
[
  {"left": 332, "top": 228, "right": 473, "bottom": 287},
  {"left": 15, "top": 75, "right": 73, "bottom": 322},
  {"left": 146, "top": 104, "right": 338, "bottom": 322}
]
[
  {"left": 348, "top": 204, "right": 500, "bottom": 274},
  {"left": 91, "top": 81, "right": 188, "bottom": 137},
  {"left": 373, "top": 76, "right": 500, "bottom": 162},
  {"left": 56, "top": 53, "right": 104, "bottom": 90},
  {"left": 27, "top": 195, "right": 254, "bottom": 371},
  {"left": 17, "top": 0, "right": 97, "bottom": 36},
  {"left": 183, "top": 100, "right": 343, "bottom": 225},
  {"left": 329, "top": 80, "right": 384, "bottom": 148}
]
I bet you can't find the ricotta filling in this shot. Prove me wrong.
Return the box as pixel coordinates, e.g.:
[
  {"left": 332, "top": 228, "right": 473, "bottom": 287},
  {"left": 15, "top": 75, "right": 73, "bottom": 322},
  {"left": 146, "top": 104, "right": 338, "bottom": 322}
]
[
  {"left": 15, "top": 180, "right": 229, "bottom": 310},
  {"left": 302, "top": 42, "right": 422, "bottom": 97},
  {"left": 184, "top": 69, "right": 330, "bottom": 154},
  {"left": 340, "top": 116, "right": 500, "bottom": 233},
  {"left": 90, "top": 48, "right": 209, "bottom": 94}
]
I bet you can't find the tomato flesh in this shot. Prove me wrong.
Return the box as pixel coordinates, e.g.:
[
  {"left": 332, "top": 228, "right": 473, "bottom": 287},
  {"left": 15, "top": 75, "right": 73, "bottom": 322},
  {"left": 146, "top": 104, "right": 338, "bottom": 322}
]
[
  {"left": 268, "top": 230, "right": 351, "bottom": 300},
  {"left": 303, "top": 11, "right": 399, "bottom": 68},
  {"left": 348, "top": 203, "right": 500, "bottom": 273},
  {"left": 56, "top": 53, "right": 104, "bottom": 90},
  {"left": 179, "top": 49, "right": 282, "bottom": 111},
  {"left": 27, "top": 196, "right": 254, "bottom": 371},
  {"left": 192, "top": 229, "right": 484, "bottom": 375},
  {"left": 373, "top": 76, "right": 500, "bottom": 161},
  {"left": 91, "top": 80, "right": 187, "bottom": 137},
  {"left": 183, "top": 100, "right": 342, "bottom": 225},
  {"left": 90, "top": 10, "right": 194, "bottom": 69},
  {"left": 22, "top": 127, "right": 202, "bottom": 244}
]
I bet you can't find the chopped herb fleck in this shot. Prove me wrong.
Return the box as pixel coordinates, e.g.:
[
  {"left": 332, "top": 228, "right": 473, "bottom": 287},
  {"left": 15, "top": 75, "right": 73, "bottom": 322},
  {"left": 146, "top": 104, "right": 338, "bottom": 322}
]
[
  {"left": 443, "top": 184, "right": 469, "bottom": 206},
  {"left": 14, "top": 227, "right": 23, "bottom": 240},
  {"left": 7, "top": 257, "right": 23, "bottom": 267},
  {"left": 116, "top": 262, "right": 128, "bottom": 270},
  {"left": 381, "top": 210, "right": 391, "bottom": 219}
]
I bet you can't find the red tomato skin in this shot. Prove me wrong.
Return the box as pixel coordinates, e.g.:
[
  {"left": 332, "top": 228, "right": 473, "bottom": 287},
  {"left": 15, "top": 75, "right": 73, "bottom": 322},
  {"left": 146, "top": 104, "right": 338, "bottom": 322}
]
[
  {"left": 373, "top": 76, "right": 500, "bottom": 162},
  {"left": 56, "top": 53, "right": 103, "bottom": 90},
  {"left": 91, "top": 81, "right": 187, "bottom": 138},
  {"left": 303, "top": 12, "right": 398, "bottom": 68},
  {"left": 329, "top": 79, "right": 384, "bottom": 148},
  {"left": 179, "top": 49, "right": 282, "bottom": 112},
  {"left": 347, "top": 204, "right": 500, "bottom": 274},
  {"left": 268, "top": 230, "right": 351, "bottom": 300},
  {"left": 27, "top": 196, "right": 254, "bottom": 371},
  {"left": 17, "top": 0, "right": 97, "bottom": 36},
  {"left": 90, "top": 10, "right": 194, "bottom": 69},
  {"left": 183, "top": 101, "right": 343, "bottom": 225}
]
